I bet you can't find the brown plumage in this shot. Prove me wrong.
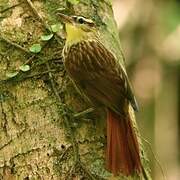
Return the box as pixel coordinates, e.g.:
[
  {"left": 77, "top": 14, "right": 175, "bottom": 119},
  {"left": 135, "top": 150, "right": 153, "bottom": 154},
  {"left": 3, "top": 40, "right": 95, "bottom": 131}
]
[
  {"left": 63, "top": 39, "right": 142, "bottom": 176},
  {"left": 107, "top": 107, "right": 141, "bottom": 175}
]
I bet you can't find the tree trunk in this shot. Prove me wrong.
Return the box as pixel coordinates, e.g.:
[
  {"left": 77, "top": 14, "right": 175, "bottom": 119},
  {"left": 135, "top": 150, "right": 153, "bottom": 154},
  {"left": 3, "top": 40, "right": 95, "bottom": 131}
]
[{"left": 0, "top": 0, "right": 150, "bottom": 179}]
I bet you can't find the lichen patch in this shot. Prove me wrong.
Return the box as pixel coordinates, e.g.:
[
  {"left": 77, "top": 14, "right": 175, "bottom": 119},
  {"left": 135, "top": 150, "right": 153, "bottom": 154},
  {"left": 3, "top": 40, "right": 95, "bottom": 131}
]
[{"left": 1, "top": 6, "right": 24, "bottom": 30}]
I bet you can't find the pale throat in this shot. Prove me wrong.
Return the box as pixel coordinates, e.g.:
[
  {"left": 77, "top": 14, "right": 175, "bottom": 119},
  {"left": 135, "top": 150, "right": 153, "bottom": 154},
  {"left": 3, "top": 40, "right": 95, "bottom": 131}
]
[{"left": 65, "top": 23, "right": 91, "bottom": 45}]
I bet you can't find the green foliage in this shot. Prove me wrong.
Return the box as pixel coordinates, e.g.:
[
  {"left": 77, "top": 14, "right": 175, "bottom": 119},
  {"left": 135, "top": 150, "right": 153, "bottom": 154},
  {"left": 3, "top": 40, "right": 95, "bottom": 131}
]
[
  {"left": 29, "top": 44, "right": 42, "bottom": 53},
  {"left": 51, "top": 24, "right": 63, "bottom": 33},
  {"left": 19, "top": 65, "right": 30, "bottom": 72},
  {"left": 41, "top": 34, "right": 54, "bottom": 41},
  {"left": 67, "top": 0, "right": 80, "bottom": 5},
  {"left": 6, "top": 71, "right": 19, "bottom": 78},
  {"left": 160, "top": 1, "right": 180, "bottom": 33}
]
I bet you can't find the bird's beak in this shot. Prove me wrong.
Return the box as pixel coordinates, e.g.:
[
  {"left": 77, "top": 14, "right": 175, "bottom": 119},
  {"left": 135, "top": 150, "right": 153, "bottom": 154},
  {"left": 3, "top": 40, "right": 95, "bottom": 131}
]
[{"left": 57, "top": 13, "right": 73, "bottom": 24}]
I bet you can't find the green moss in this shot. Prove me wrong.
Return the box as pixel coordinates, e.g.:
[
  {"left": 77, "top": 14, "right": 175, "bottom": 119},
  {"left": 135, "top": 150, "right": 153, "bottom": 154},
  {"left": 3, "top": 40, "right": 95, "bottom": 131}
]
[
  {"left": 0, "top": 0, "right": 9, "bottom": 8},
  {"left": 90, "top": 159, "right": 111, "bottom": 178}
]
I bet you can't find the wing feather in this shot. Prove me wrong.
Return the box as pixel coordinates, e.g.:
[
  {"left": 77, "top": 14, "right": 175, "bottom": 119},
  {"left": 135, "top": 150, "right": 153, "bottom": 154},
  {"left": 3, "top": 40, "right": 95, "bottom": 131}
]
[{"left": 65, "top": 40, "right": 138, "bottom": 112}]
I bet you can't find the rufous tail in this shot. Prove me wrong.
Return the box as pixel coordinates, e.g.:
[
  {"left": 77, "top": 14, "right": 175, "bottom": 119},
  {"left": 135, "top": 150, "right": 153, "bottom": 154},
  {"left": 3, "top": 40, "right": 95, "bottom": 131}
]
[{"left": 106, "top": 108, "right": 142, "bottom": 176}]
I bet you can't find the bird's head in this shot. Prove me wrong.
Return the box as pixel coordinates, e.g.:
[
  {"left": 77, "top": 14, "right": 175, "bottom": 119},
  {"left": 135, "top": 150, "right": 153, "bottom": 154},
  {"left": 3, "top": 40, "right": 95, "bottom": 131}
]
[{"left": 57, "top": 13, "right": 97, "bottom": 44}]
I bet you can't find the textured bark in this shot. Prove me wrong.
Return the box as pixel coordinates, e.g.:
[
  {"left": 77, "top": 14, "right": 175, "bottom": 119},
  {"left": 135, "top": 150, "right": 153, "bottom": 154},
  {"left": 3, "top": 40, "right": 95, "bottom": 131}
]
[{"left": 0, "top": 0, "right": 150, "bottom": 179}]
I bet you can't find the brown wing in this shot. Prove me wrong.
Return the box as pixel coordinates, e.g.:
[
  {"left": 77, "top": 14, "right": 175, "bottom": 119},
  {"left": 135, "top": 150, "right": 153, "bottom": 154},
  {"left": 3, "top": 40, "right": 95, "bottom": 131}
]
[{"left": 65, "top": 40, "right": 138, "bottom": 113}]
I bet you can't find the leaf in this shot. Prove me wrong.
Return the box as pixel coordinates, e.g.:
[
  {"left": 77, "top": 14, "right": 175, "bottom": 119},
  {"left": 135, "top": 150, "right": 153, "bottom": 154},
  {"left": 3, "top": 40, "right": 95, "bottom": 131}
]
[
  {"left": 67, "top": 0, "right": 80, "bottom": 5},
  {"left": 6, "top": 71, "right": 19, "bottom": 78},
  {"left": 29, "top": 44, "right": 42, "bottom": 53},
  {"left": 56, "top": 7, "right": 66, "bottom": 11},
  {"left": 51, "top": 24, "right": 63, "bottom": 33},
  {"left": 19, "top": 64, "right": 30, "bottom": 72},
  {"left": 41, "top": 34, "right": 54, "bottom": 41}
]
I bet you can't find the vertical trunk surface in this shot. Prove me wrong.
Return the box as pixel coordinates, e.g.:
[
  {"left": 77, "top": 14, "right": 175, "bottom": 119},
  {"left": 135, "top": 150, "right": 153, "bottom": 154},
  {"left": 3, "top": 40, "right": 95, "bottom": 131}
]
[{"left": 0, "top": 0, "right": 150, "bottom": 179}]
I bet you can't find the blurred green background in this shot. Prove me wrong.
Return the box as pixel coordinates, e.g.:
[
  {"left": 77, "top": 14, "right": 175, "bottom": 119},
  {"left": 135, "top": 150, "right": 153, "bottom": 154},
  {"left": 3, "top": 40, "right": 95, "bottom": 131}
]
[
  {"left": 112, "top": 0, "right": 180, "bottom": 179},
  {"left": 0, "top": 0, "right": 179, "bottom": 179}
]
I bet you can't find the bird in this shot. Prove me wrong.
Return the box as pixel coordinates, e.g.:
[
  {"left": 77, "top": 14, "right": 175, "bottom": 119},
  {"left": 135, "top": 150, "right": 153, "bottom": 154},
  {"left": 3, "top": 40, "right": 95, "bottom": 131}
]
[{"left": 58, "top": 13, "right": 142, "bottom": 176}]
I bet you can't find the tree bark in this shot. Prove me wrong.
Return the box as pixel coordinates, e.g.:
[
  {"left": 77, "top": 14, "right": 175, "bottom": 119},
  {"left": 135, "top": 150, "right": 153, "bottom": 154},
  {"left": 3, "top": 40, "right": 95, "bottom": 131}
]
[{"left": 0, "top": 0, "right": 150, "bottom": 179}]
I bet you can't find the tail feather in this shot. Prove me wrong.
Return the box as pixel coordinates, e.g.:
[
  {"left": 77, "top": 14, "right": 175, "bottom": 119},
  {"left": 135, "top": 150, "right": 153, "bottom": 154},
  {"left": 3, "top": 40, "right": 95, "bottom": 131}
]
[{"left": 106, "top": 108, "right": 142, "bottom": 176}]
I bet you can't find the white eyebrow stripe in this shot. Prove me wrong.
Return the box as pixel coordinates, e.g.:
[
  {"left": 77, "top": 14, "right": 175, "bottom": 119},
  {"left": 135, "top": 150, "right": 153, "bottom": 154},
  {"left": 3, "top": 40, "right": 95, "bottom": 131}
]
[
  {"left": 76, "top": 16, "right": 94, "bottom": 24},
  {"left": 84, "top": 19, "right": 94, "bottom": 23}
]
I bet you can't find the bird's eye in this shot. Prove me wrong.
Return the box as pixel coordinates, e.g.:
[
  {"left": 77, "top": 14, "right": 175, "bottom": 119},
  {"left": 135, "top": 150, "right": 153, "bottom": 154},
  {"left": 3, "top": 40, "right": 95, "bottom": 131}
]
[{"left": 78, "top": 18, "right": 84, "bottom": 24}]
